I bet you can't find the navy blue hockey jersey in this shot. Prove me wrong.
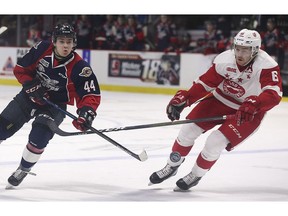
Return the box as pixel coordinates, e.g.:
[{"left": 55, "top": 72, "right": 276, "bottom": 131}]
[{"left": 14, "top": 41, "right": 101, "bottom": 110}]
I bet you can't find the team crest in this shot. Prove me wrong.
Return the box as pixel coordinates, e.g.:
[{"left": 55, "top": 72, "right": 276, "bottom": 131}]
[
  {"left": 79, "top": 67, "right": 92, "bottom": 77},
  {"left": 223, "top": 80, "right": 245, "bottom": 98}
]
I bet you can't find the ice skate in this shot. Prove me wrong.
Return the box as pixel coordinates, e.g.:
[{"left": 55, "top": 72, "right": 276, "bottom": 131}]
[
  {"left": 149, "top": 151, "right": 184, "bottom": 185},
  {"left": 6, "top": 167, "right": 36, "bottom": 189},
  {"left": 173, "top": 171, "right": 202, "bottom": 192}
]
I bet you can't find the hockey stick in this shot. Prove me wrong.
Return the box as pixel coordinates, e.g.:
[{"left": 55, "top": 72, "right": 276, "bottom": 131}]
[
  {"left": 47, "top": 92, "right": 231, "bottom": 136},
  {"left": 47, "top": 114, "right": 235, "bottom": 137},
  {"left": 43, "top": 98, "right": 148, "bottom": 162}
]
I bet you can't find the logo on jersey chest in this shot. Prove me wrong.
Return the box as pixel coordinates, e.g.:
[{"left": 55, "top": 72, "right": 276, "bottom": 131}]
[
  {"left": 36, "top": 57, "right": 68, "bottom": 91},
  {"left": 37, "top": 63, "right": 45, "bottom": 73},
  {"left": 223, "top": 80, "right": 245, "bottom": 98},
  {"left": 37, "top": 59, "right": 49, "bottom": 74}
]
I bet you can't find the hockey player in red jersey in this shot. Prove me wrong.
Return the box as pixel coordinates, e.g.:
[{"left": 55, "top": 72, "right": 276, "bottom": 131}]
[
  {"left": 149, "top": 28, "right": 283, "bottom": 191},
  {"left": 0, "top": 23, "right": 101, "bottom": 188}
]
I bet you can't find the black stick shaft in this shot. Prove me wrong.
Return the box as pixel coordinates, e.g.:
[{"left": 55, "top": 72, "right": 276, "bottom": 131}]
[
  {"left": 48, "top": 114, "right": 234, "bottom": 137},
  {"left": 99, "top": 115, "right": 232, "bottom": 132}
]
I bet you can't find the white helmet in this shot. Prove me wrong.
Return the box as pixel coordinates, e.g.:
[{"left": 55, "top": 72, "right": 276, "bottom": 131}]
[{"left": 234, "top": 29, "right": 261, "bottom": 57}]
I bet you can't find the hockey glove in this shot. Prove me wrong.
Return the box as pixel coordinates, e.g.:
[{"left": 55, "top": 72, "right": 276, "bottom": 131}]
[
  {"left": 72, "top": 106, "right": 97, "bottom": 131},
  {"left": 236, "top": 96, "right": 260, "bottom": 126},
  {"left": 23, "top": 78, "right": 48, "bottom": 106},
  {"left": 166, "top": 90, "right": 189, "bottom": 121}
]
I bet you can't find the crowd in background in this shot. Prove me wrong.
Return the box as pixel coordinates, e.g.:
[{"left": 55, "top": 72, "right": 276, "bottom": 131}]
[{"left": 1, "top": 15, "right": 288, "bottom": 71}]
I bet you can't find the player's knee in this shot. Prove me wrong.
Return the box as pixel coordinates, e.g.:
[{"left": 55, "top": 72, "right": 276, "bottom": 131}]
[
  {"left": 177, "top": 123, "right": 204, "bottom": 147},
  {"left": 29, "top": 123, "right": 54, "bottom": 149},
  {"left": 202, "top": 130, "right": 229, "bottom": 161}
]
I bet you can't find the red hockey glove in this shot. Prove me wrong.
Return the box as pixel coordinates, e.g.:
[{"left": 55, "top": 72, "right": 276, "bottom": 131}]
[
  {"left": 72, "top": 106, "right": 97, "bottom": 131},
  {"left": 236, "top": 96, "right": 260, "bottom": 126},
  {"left": 23, "top": 78, "right": 48, "bottom": 106},
  {"left": 166, "top": 90, "right": 189, "bottom": 121}
]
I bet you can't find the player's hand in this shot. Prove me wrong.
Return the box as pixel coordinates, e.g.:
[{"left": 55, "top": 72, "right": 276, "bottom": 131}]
[
  {"left": 72, "top": 106, "right": 97, "bottom": 131},
  {"left": 166, "top": 90, "right": 189, "bottom": 121},
  {"left": 236, "top": 96, "right": 260, "bottom": 126},
  {"left": 23, "top": 78, "right": 48, "bottom": 106}
]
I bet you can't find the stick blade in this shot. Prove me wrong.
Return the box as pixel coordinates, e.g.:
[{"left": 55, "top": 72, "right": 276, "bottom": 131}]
[
  {"left": 138, "top": 149, "right": 148, "bottom": 161},
  {"left": 0, "top": 26, "right": 8, "bottom": 35}
]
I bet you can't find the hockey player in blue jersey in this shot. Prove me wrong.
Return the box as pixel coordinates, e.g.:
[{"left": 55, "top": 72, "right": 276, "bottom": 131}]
[{"left": 0, "top": 23, "right": 101, "bottom": 188}]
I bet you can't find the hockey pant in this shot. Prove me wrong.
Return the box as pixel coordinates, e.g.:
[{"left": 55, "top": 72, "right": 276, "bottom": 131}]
[
  {"left": 172, "top": 96, "right": 264, "bottom": 177},
  {"left": 0, "top": 90, "right": 66, "bottom": 169}
]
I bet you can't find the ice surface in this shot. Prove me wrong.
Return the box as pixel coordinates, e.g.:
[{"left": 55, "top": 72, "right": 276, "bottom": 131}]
[{"left": 0, "top": 85, "right": 287, "bottom": 215}]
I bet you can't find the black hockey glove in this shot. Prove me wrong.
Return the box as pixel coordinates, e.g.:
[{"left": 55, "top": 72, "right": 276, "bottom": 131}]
[
  {"left": 166, "top": 90, "right": 189, "bottom": 121},
  {"left": 23, "top": 78, "right": 48, "bottom": 106},
  {"left": 72, "top": 106, "right": 97, "bottom": 131}
]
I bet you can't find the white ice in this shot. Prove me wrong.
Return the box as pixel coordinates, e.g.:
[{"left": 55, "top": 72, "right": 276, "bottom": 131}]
[{"left": 0, "top": 85, "right": 287, "bottom": 215}]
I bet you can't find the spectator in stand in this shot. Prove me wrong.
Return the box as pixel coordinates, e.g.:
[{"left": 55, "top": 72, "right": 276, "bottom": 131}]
[
  {"left": 74, "top": 15, "right": 92, "bottom": 49},
  {"left": 135, "top": 15, "right": 149, "bottom": 48},
  {"left": 101, "top": 15, "right": 116, "bottom": 50},
  {"left": 193, "top": 20, "right": 224, "bottom": 55},
  {"left": 92, "top": 28, "right": 110, "bottom": 50},
  {"left": 91, "top": 16, "right": 111, "bottom": 50},
  {"left": 112, "top": 15, "right": 127, "bottom": 50},
  {"left": 217, "top": 16, "right": 231, "bottom": 39},
  {"left": 26, "top": 24, "right": 42, "bottom": 47},
  {"left": 155, "top": 15, "right": 178, "bottom": 52},
  {"left": 261, "top": 18, "right": 286, "bottom": 70},
  {"left": 123, "top": 15, "right": 146, "bottom": 51},
  {"left": 176, "top": 33, "right": 195, "bottom": 53},
  {"left": 135, "top": 15, "right": 149, "bottom": 26},
  {"left": 216, "top": 16, "right": 232, "bottom": 53}
]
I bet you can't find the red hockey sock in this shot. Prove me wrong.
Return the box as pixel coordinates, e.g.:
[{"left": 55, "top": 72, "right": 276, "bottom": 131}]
[
  {"left": 196, "top": 153, "right": 217, "bottom": 170},
  {"left": 172, "top": 140, "right": 192, "bottom": 156}
]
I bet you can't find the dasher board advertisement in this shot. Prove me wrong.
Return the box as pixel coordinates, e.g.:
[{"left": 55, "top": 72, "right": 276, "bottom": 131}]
[{"left": 108, "top": 53, "right": 180, "bottom": 86}]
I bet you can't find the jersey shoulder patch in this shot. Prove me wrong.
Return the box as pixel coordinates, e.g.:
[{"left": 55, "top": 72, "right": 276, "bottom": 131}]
[{"left": 79, "top": 67, "right": 93, "bottom": 77}]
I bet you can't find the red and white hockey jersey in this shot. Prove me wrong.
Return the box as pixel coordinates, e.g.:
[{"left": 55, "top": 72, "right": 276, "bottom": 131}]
[{"left": 188, "top": 49, "right": 283, "bottom": 112}]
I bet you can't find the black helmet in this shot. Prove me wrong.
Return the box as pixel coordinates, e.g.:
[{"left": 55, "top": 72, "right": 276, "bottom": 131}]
[{"left": 52, "top": 23, "right": 77, "bottom": 47}]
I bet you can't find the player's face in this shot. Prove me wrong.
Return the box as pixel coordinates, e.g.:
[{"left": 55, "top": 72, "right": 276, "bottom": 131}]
[
  {"left": 54, "top": 37, "right": 74, "bottom": 57},
  {"left": 234, "top": 45, "right": 253, "bottom": 66}
]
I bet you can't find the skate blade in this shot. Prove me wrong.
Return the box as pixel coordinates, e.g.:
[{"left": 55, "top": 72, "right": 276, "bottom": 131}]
[
  {"left": 173, "top": 186, "right": 190, "bottom": 192},
  {"left": 5, "top": 183, "right": 15, "bottom": 190},
  {"left": 148, "top": 181, "right": 154, "bottom": 186}
]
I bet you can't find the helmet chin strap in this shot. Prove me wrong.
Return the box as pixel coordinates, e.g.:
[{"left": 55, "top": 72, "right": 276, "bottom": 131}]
[{"left": 243, "top": 54, "right": 257, "bottom": 66}]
